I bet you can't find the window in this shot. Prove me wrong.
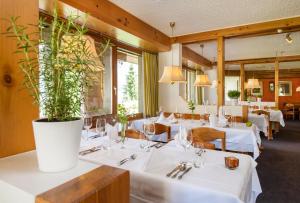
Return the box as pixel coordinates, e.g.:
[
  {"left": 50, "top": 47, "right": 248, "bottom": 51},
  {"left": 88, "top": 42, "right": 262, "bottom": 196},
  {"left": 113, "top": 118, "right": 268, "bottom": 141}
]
[{"left": 117, "top": 50, "right": 142, "bottom": 114}]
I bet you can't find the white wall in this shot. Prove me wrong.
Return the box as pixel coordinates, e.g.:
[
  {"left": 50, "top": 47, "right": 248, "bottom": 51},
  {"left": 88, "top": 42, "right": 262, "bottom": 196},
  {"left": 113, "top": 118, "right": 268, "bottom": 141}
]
[{"left": 203, "top": 68, "right": 217, "bottom": 105}]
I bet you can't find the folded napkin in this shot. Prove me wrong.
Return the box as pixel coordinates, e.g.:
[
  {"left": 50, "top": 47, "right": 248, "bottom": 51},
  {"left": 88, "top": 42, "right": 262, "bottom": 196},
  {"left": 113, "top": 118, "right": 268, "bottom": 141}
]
[{"left": 157, "top": 113, "right": 168, "bottom": 123}]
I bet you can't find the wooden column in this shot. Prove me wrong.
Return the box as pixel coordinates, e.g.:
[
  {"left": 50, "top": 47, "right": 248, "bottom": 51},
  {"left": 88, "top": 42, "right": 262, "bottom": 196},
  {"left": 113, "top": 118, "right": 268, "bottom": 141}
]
[
  {"left": 112, "top": 46, "right": 118, "bottom": 114},
  {"left": 217, "top": 36, "right": 225, "bottom": 107},
  {"left": 0, "top": 0, "right": 39, "bottom": 157},
  {"left": 240, "top": 64, "right": 245, "bottom": 101},
  {"left": 275, "top": 60, "right": 279, "bottom": 109}
]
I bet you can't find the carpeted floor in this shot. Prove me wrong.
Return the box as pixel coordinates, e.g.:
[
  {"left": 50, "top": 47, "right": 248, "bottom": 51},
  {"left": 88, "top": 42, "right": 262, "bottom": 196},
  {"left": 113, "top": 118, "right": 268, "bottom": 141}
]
[{"left": 256, "top": 120, "right": 300, "bottom": 203}]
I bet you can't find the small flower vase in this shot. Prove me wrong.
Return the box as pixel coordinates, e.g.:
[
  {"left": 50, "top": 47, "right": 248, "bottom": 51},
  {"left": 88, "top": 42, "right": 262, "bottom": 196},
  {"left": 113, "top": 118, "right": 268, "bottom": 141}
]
[{"left": 120, "top": 122, "right": 127, "bottom": 148}]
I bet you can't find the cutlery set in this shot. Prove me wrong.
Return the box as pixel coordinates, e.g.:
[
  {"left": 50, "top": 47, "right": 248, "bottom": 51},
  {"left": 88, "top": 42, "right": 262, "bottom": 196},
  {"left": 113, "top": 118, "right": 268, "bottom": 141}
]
[
  {"left": 150, "top": 142, "right": 166, "bottom": 149},
  {"left": 119, "top": 154, "right": 137, "bottom": 165},
  {"left": 166, "top": 162, "right": 193, "bottom": 180},
  {"left": 79, "top": 145, "right": 107, "bottom": 156}
]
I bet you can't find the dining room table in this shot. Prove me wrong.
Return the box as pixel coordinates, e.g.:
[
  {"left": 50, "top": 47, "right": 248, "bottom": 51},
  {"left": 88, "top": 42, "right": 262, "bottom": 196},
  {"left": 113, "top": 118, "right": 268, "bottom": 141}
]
[
  {"left": 79, "top": 134, "right": 262, "bottom": 203},
  {"left": 131, "top": 118, "right": 261, "bottom": 159}
]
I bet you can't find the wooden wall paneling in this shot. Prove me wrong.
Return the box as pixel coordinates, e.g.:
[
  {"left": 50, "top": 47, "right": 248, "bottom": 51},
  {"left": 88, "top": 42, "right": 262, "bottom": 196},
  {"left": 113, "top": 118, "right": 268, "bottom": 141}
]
[
  {"left": 172, "top": 16, "right": 300, "bottom": 44},
  {"left": 36, "top": 165, "right": 130, "bottom": 203},
  {"left": 242, "top": 105, "right": 248, "bottom": 123},
  {"left": 274, "top": 61, "right": 279, "bottom": 109},
  {"left": 0, "top": 0, "right": 39, "bottom": 158},
  {"left": 40, "top": 0, "right": 171, "bottom": 52},
  {"left": 240, "top": 64, "right": 245, "bottom": 101},
  {"left": 217, "top": 36, "right": 225, "bottom": 107}
]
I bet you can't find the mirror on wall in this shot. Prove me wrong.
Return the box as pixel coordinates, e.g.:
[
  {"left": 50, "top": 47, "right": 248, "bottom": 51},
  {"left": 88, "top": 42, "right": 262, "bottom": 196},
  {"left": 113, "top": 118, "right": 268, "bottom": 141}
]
[{"left": 179, "top": 68, "right": 203, "bottom": 105}]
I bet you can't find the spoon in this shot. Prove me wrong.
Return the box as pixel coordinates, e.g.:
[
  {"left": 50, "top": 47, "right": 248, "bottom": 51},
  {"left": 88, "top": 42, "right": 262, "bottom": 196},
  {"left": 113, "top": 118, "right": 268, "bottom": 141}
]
[
  {"left": 119, "top": 154, "right": 137, "bottom": 165},
  {"left": 171, "top": 163, "right": 186, "bottom": 178}
]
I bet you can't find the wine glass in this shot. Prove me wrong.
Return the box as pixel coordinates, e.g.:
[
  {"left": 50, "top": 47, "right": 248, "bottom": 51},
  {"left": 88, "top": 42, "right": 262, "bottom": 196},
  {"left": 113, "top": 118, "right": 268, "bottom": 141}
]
[
  {"left": 178, "top": 126, "right": 191, "bottom": 152},
  {"left": 143, "top": 120, "right": 155, "bottom": 151},
  {"left": 83, "top": 117, "right": 92, "bottom": 138},
  {"left": 96, "top": 118, "right": 106, "bottom": 137}
]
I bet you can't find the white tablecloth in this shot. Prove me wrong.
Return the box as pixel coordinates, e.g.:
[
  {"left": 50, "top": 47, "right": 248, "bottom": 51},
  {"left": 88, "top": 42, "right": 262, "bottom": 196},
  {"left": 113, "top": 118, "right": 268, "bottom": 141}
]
[
  {"left": 248, "top": 114, "right": 269, "bottom": 136},
  {"left": 79, "top": 136, "right": 262, "bottom": 203},
  {"left": 132, "top": 119, "right": 261, "bottom": 159},
  {"left": 269, "top": 110, "right": 285, "bottom": 127}
]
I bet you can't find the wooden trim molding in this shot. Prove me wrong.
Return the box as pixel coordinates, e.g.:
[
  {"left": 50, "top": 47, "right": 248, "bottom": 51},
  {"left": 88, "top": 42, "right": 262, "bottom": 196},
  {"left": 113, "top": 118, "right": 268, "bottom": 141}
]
[
  {"left": 217, "top": 36, "right": 225, "bottom": 107},
  {"left": 182, "top": 46, "right": 212, "bottom": 68},
  {"left": 57, "top": 0, "right": 171, "bottom": 52},
  {"left": 172, "top": 16, "right": 300, "bottom": 44},
  {"left": 221, "top": 55, "right": 300, "bottom": 65}
]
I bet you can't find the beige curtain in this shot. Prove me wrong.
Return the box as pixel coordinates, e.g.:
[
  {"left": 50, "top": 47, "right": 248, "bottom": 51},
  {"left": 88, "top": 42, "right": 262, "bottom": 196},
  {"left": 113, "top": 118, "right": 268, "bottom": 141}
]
[
  {"left": 196, "top": 69, "right": 203, "bottom": 105},
  {"left": 143, "top": 52, "right": 158, "bottom": 117}
]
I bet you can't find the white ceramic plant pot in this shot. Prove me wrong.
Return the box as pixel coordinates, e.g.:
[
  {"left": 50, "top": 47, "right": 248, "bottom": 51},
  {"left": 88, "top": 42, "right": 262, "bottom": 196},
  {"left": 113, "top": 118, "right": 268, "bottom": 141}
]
[
  {"left": 32, "top": 119, "right": 83, "bottom": 172},
  {"left": 231, "top": 98, "right": 238, "bottom": 106}
]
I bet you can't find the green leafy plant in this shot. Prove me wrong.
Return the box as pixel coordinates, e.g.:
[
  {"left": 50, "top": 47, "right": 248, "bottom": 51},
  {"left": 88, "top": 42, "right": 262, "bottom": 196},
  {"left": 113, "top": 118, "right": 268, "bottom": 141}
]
[
  {"left": 117, "top": 104, "right": 128, "bottom": 125},
  {"left": 256, "top": 94, "right": 262, "bottom": 98},
  {"left": 228, "top": 90, "right": 241, "bottom": 99},
  {"left": 188, "top": 100, "right": 196, "bottom": 114},
  {"left": 4, "top": 2, "right": 108, "bottom": 121}
]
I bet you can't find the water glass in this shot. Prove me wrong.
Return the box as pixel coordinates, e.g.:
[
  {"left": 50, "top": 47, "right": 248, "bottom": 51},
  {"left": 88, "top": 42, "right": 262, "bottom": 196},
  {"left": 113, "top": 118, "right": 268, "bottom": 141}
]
[
  {"left": 96, "top": 118, "right": 106, "bottom": 137},
  {"left": 144, "top": 120, "right": 155, "bottom": 150},
  {"left": 193, "top": 143, "right": 205, "bottom": 168}
]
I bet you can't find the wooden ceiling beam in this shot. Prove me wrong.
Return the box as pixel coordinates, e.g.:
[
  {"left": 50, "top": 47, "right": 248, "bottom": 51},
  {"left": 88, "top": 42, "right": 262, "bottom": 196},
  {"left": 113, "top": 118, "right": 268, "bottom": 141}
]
[
  {"left": 172, "top": 16, "right": 300, "bottom": 44},
  {"left": 212, "top": 55, "right": 300, "bottom": 65},
  {"left": 40, "top": 0, "right": 171, "bottom": 52},
  {"left": 182, "top": 46, "right": 212, "bottom": 68}
]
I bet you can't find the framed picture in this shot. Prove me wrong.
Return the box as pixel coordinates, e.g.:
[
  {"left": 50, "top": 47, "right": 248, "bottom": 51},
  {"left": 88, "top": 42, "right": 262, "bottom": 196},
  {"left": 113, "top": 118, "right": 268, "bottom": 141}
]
[
  {"left": 269, "top": 82, "right": 275, "bottom": 92},
  {"left": 279, "top": 81, "right": 292, "bottom": 96}
]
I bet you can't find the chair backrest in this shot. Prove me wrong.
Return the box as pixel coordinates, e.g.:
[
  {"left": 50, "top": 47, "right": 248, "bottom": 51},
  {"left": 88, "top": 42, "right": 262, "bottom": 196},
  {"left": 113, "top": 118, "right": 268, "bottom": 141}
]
[
  {"left": 143, "top": 123, "right": 171, "bottom": 141},
  {"left": 226, "top": 116, "right": 243, "bottom": 123},
  {"left": 252, "top": 110, "right": 270, "bottom": 117},
  {"left": 182, "top": 113, "right": 201, "bottom": 120},
  {"left": 200, "top": 114, "right": 210, "bottom": 121},
  {"left": 190, "top": 127, "right": 226, "bottom": 151},
  {"left": 125, "top": 129, "right": 146, "bottom": 140}
]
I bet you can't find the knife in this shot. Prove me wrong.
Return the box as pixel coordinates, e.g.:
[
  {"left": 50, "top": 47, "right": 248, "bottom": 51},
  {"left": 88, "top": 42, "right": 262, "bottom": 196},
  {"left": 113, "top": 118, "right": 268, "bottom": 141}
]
[{"left": 178, "top": 166, "right": 192, "bottom": 180}]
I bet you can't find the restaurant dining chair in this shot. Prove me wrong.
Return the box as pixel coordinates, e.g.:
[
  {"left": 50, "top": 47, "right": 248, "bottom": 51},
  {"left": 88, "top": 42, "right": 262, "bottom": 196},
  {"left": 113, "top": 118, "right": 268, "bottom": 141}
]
[
  {"left": 190, "top": 127, "right": 226, "bottom": 151},
  {"left": 182, "top": 113, "right": 201, "bottom": 120},
  {"left": 226, "top": 116, "right": 244, "bottom": 123},
  {"left": 283, "top": 103, "right": 295, "bottom": 120},
  {"left": 125, "top": 129, "right": 146, "bottom": 139},
  {"left": 143, "top": 123, "right": 171, "bottom": 142},
  {"left": 200, "top": 114, "right": 210, "bottom": 121},
  {"left": 252, "top": 110, "right": 272, "bottom": 140}
]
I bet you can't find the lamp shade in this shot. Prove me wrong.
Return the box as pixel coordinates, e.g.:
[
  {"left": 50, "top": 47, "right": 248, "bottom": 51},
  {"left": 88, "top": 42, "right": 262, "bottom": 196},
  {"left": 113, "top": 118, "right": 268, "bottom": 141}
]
[
  {"left": 296, "top": 86, "right": 300, "bottom": 92},
  {"left": 158, "top": 66, "right": 186, "bottom": 84},
  {"left": 194, "top": 74, "right": 211, "bottom": 86},
  {"left": 247, "top": 79, "right": 260, "bottom": 89}
]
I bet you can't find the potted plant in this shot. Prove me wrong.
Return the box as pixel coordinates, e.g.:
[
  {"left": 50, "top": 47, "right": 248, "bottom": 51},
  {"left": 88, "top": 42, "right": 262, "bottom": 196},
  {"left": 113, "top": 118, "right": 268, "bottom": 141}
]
[
  {"left": 228, "top": 90, "right": 241, "bottom": 105},
  {"left": 257, "top": 94, "right": 262, "bottom": 102},
  {"left": 5, "top": 5, "right": 107, "bottom": 172},
  {"left": 188, "top": 100, "right": 196, "bottom": 119},
  {"left": 117, "top": 104, "right": 128, "bottom": 147}
]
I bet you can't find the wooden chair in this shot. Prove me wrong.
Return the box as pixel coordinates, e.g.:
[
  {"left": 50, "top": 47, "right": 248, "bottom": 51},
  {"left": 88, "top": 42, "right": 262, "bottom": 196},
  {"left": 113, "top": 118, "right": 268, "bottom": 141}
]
[
  {"left": 190, "top": 127, "right": 226, "bottom": 151},
  {"left": 182, "top": 113, "right": 200, "bottom": 120},
  {"left": 143, "top": 123, "right": 171, "bottom": 142},
  {"left": 252, "top": 110, "right": 272, "bottom": 140},
  {"left": 125, "top": 129, "right": 146, "bottom": 140},
  {"left": 226, "top": 116, "right": 243, "bottom": 123},
  {"left": 200, "top": 114, "right": 210, "bottom": 121},
  {"left": 283, "top": 103, "right": 295, "bottom": 120}
]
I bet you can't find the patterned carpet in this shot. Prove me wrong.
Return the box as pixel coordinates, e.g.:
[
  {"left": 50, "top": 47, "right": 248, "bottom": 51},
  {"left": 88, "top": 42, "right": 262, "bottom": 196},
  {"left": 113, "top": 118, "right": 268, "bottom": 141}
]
[{"left": 256, "top": 120, "right": 300, "bottom": 203}]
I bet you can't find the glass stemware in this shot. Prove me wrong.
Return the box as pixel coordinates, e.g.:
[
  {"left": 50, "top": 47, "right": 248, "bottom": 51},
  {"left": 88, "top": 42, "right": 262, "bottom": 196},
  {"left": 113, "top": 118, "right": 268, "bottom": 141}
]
[
  {"left": 83, "top": 116, "right": 92, "bottom": 139},
  {"left": 178, "top": 126, "right": 191, "bottom": 152},
  {"left": 143, "top": 120, "right": 155, "bottom": 151}
]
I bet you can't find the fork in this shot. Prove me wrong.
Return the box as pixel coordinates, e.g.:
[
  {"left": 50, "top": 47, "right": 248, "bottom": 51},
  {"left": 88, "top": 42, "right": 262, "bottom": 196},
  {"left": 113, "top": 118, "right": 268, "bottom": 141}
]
[{"left": 119, "top": 154, "right": 137, "bottom": 165}]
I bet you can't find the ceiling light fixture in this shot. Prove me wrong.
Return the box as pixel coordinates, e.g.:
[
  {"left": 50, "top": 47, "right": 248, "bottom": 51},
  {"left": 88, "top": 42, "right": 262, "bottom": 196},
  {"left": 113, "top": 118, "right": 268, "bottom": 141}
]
[
  {"left": 194, "top": 44, "right": 211, "bottom": 87},
  {"left": 285, "top": 33, "right": 293, "bottom": 43},
  {"left": 296, "top": 86, "right": 300, "bottom": 92},
  {"left": 159, "top": 22, "right": 186, "bottom": 84}
]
